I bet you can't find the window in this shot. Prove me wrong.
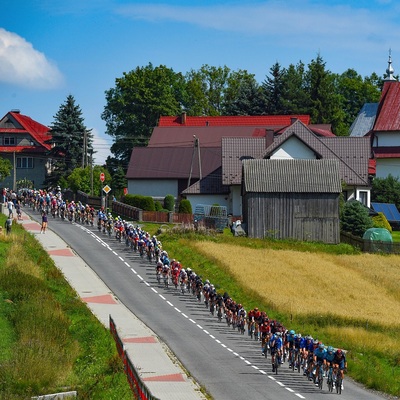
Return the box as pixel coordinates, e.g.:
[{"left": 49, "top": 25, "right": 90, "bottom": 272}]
[
  {"left": 3, "top": 137, "right": 15, "bottom": 145},
  {"left": 16, "top": 157, "right": 34, "bottom": 169},
  {"left": 358, "top": 191, "right": 368, "bottom": 206}
]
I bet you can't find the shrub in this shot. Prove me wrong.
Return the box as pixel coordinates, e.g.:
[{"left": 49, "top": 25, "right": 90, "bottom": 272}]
[
  {"left": 122, "top": 194, "right": 155, "bottom": 211},
  {"left": 341, "top": 200, "right": 374, "bottom": 237},
  {"left": 164, "top": 194, "right": 175, "bottom": 211},
  {"left": 155, "top": 201, "right": 163, "bottom": 211},
  {"left": 178, "top": 199, "right": 192, "bottom": 214},
  {"left": 372, "top": 212, "right": 392, "bottom": 232}
]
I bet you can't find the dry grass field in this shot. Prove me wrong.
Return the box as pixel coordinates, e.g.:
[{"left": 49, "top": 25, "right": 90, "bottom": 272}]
[{"left": 192, "top": 242, "right": 400, "bottom": 327}]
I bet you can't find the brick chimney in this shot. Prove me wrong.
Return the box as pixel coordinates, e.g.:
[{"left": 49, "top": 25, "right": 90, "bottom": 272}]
[
  {"left": 265, "top": 128, "right": 274, "bottom": 148},
  {"left": 181, "top": 111, "right": 187, "bottom": 125}
]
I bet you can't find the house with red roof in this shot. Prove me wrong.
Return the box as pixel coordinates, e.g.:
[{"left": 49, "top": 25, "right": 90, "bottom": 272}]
[
  {"left": 350, "top": 53, "right": 400, "bottom": 180},
  {"left": 126, "top": 113, "right": 365, "bottom": 216},
  {"left": 0, "top": 110, "right": 52, "bottom": 189}
]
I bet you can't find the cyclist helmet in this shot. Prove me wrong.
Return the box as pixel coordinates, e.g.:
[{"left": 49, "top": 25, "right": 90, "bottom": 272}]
[
  {"left": 276, "top": 332, "right": 282, "bottom": 337},
  {"left": 319, "top": 343, "right": 324, "bottom": 349},
  {"left": 296, "top": 333, "right": 302, "bottom": 338},
  {"left": 290, "top": 329, "right": 295, "bottom": 335},
  {"left": 337, "top": 349, "right": 342, "bottom": 355},
  {"left": 205, "top": 279, "right": 210, "bottom": 284},
  {"left": 187, "top": 268, "right": 192, "bottom": 272},
  {"left": 181, "top": 269, "right": 185, "bottom": 273},
  {"left": 327, "top": 346, "right": 334, "bottom": 353},
  {"left": 313, "top": 339, "right": 319, "bottom": 345}
]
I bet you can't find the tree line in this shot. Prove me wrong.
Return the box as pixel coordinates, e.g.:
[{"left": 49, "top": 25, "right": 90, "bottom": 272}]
[
  {"left": 101, "top": 54, "right": 384, "bottom": 168},
  {"left": 39, "top": 54, "right": 397, "bottom": 202}
]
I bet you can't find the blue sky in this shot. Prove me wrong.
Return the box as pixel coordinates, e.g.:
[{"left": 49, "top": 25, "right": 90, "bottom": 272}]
[{"left": 1, "top": 0, "right": 399, "bottom": 165}]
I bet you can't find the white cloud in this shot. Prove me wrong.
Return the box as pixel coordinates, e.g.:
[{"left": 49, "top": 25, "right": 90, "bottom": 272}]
[
  {"left": 0, "top": 28, "right": 64, "bottom": 89},
  {"left": 91, "top": 127, "right": 112, "bottom": 166},
  {"left": 115, "top": 2, "right": 400, "bottom": 52}
]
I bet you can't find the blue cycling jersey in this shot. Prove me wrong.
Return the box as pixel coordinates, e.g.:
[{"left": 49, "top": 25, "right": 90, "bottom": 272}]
[
  {"left": 287, "top": 333, "right": 295, "bottom": 343},
  {"left": 314, "top": 348, "right": 327, "bottom": 360},
  {"left": 269, "top": 336, "right": 283, "bottom": 349},
  {"left": 325, "top": 351, "right": 335, "bottom": 362}
]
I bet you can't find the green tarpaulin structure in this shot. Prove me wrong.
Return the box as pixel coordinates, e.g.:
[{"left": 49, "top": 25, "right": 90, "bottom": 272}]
[{"left": 362, "top": 228, "right": 393, "bottom": 242}]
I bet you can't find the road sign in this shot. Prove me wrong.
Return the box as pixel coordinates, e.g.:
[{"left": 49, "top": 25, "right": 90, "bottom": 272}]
[
  {"left": 100, "top": 172, "right": 105, "bottom": 182},
  {"left": 102, "top": 185, "right": 111, "bottom": 194}
]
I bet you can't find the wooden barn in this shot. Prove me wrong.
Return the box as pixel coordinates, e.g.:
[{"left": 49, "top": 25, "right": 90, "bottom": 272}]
[{"left": 242, "top": 159, "right": 342, "bottom": 244}]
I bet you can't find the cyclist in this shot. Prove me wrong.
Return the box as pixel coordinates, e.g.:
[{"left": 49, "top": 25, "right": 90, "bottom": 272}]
[
  {"left": 325, "top": 346, "right": 336, "bottom": 386},
  {"left": 333, "top": 349, "right": 347, "bottom": 390},
  {"left": 313, "top": 342, "right": 327, "bottom": 385},
  {"left": 270, "top": 331, "right": 283, "bottom": 372},
  {"left": 286, "top": 329, "right": 296, "bottom": 367}
]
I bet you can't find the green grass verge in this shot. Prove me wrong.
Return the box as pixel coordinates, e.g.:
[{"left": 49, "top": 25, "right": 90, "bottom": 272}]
[
  {"left": 157, "top": 229, "right": 400, "bottom": 398},
  {"left": 0, "top": 217, "right": 133, "bottom": 400}
]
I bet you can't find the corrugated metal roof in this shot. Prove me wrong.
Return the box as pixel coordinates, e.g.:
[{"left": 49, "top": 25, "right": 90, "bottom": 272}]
[
  {"left": 374, "top": 82, "right": 400, "bottom": 131},
  {"left": 263, "top": 120, "right": 370, "bottom": 186},
  {"left": 349, "top": 103, "right": 378, "bottom": 137},
  {"left": 222, "top": 137, "right": 267, "bottom": 185},
  {"left": 243, "top": 159, "right": 341, "bottom": 193},
  {"left": 126, "top": 146, "right": 221, "bottom": 179},
  {"left": 182, "top": 167, "right": 230, "bottom": 194},
  {"left": 158, "top": 115, "right": 310, "bottom": 127},
  {"left": 148, "top": 126, "right": 277, "bottom": 148},
  {"left": 373, "top": 146, "right": 400, "bottom": 158}
]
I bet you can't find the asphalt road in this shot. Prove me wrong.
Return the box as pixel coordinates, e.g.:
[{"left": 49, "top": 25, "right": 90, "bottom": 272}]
[{"left": 29, "top": 211, "right": 388, "bottom": 400}]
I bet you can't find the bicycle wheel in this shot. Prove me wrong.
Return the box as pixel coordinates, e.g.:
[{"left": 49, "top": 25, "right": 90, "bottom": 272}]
[
  {"left": 318, "top": 369, "right": 323, "bottom": 390},
  {"left": 336, "top": 375, "right": 342, "bottom": 394}
]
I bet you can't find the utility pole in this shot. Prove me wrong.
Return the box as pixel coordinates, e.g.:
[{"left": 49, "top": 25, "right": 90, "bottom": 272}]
[{"left": 187, "top": 135, "right": 202, "bottom": 188}]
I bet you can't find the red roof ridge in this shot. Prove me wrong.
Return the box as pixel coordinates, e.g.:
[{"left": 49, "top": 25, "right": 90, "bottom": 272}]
[{"left": 158, "top": 114, "right": 310, "bottom": 127}]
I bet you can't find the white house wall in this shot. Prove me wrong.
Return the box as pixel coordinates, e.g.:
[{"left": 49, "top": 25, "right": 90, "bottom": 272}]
[
  {"left": 376, "top": 158, "right": 400, "bottom": 179},
  {"left": 270, "top": 137, "right": 316, "bottom": 159},
  {"left": 230, "top": 185, "right": 242, "bottom": 217},
  {"left": 186, "top": 195, "right": 228, "bottom": 214},
  {"left": 373, "top": 132, "right": 400, "bottom": 147},
  {"left": 127, "top": 179, "right": 178, "bottom": 197}
]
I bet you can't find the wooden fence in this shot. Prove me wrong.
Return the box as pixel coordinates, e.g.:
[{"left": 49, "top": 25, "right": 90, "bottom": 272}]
[{"left": 340, "top": 231, "right": 400, "bottom": 254}]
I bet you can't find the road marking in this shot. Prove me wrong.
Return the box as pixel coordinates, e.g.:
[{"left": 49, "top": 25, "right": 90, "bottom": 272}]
[{"left": 80, "top": 225, "right": 309, "bottom": 399}]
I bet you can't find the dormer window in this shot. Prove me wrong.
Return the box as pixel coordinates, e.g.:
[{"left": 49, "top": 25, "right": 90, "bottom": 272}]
[{"left": 3, "top": 137, "right": 16, "bottom": 145}]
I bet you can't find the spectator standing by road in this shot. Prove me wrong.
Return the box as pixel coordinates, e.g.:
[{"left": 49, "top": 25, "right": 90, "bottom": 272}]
[
  {"left": 4, "top": 216, "right": 12, "bottom": 234},
  {"left": 40, "top": 211, "right": 48, "bottom": 234},
  {"left": 7, "top": 199, "right": 13, "bottom": 218}
]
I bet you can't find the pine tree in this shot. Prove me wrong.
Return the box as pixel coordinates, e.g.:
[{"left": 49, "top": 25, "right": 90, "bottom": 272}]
[{"left": 46, "top": 95, "right": 93, "bottom": 187}]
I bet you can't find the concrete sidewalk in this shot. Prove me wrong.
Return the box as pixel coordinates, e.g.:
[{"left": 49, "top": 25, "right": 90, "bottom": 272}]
[{"left": 13, "top": 209, "right": 206, "bottom": 400}]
